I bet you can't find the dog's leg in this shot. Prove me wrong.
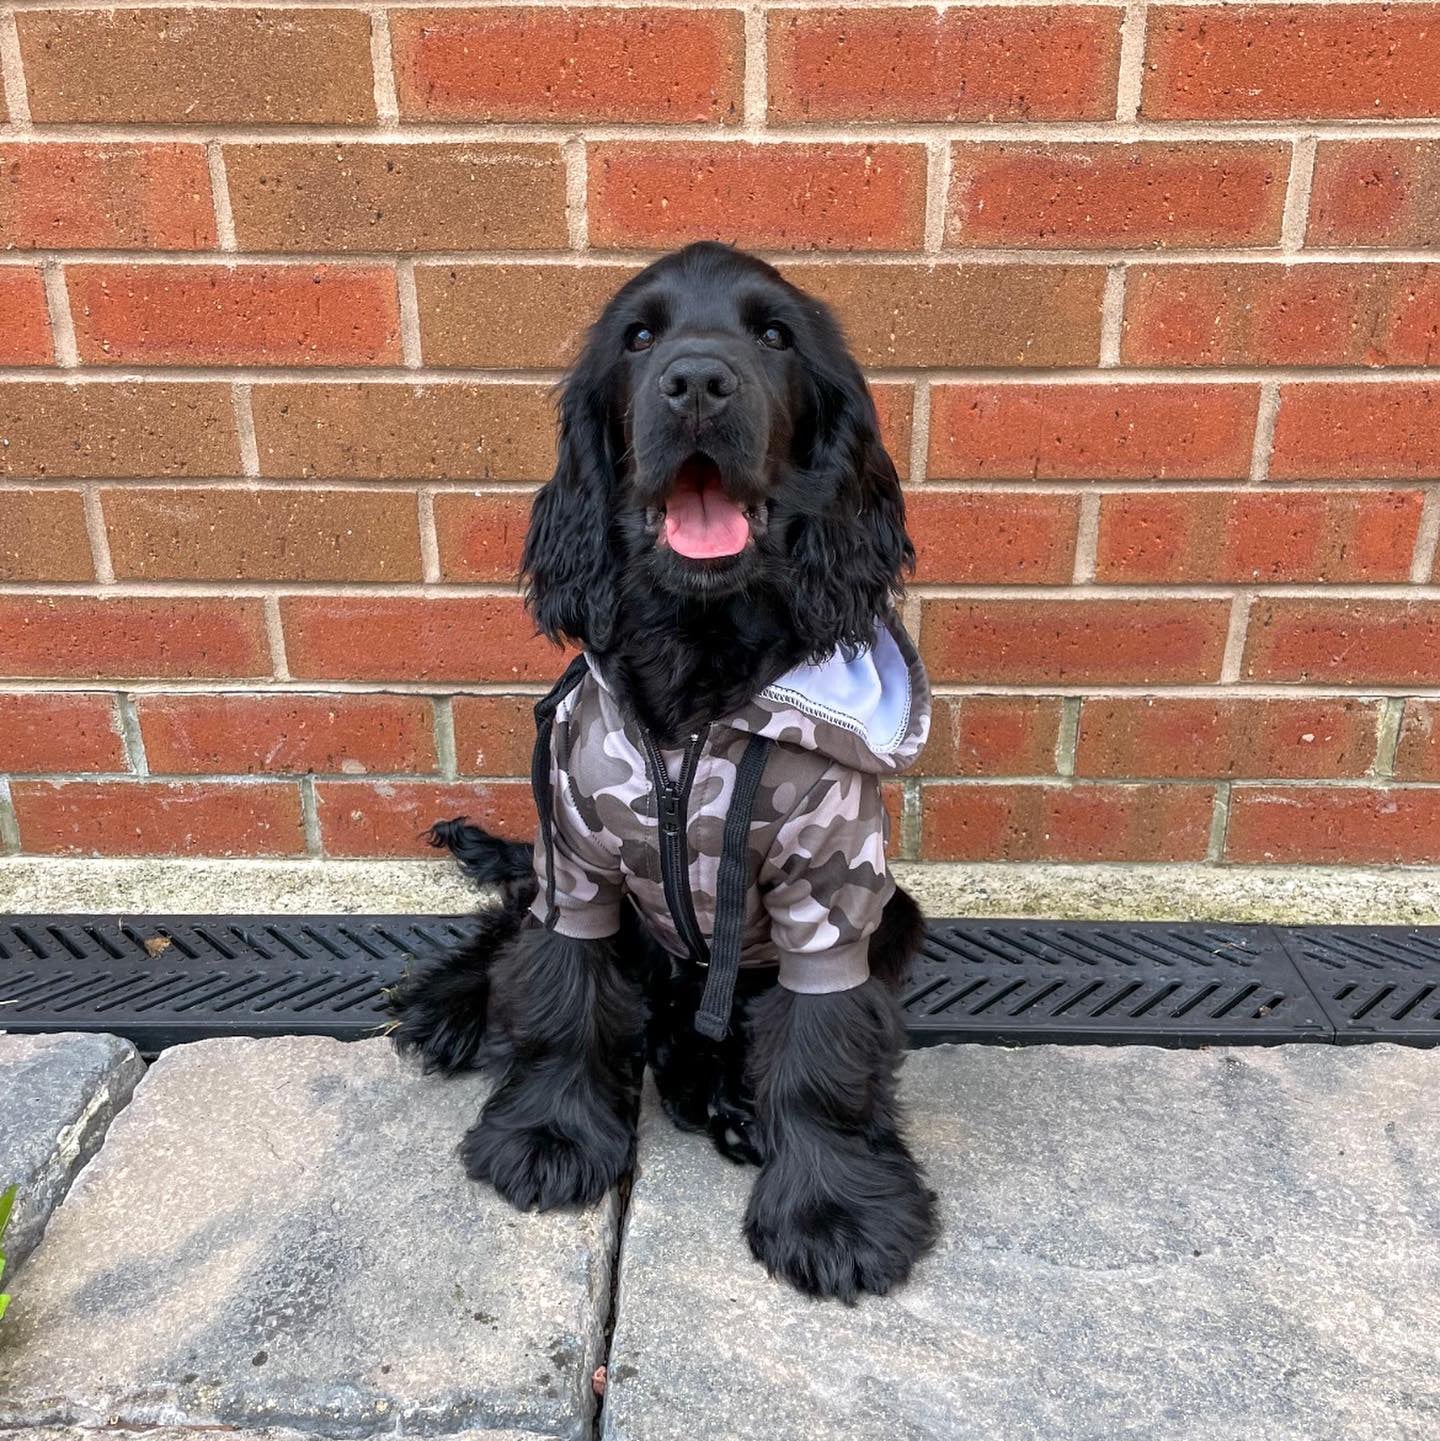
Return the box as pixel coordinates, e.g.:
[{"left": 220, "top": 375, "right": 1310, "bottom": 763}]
[
  {"left": 742, "top": 976, "right": 938, "bottom": 1302},
  {"left": 464, "top": 923, "right": 645, "bottom": 1211}
]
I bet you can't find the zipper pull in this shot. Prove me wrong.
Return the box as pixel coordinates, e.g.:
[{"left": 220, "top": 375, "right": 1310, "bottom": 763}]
[{"left": 658, "top": 787, "right": 682, "bottom": 836}]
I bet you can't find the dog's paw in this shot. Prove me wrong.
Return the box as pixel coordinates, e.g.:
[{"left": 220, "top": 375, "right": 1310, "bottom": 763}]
[
  {"left": 462, "top": 1112, "right": 633, "bottom": 1211},
  {"left": 707, "top": 1093, "right": 764, "bottom": 1167}
]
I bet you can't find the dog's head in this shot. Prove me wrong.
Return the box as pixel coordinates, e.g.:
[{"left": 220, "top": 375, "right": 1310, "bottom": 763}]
[{"left": 522, "top": 243, "right": 913, "bottom": 658}]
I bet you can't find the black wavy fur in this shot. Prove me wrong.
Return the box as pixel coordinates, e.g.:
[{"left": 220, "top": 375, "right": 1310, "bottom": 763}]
[{"left": 388, "top": 243, "right": 938, "bottom": 1299}]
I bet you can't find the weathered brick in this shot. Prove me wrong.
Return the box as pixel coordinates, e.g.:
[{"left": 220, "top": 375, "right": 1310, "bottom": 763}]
[
  {"left": 946, "top": 142, "right": 1289, "bottom": 249},
  {"left": 921, "top": 598, "right": 1230, "bottom": 685},
  {"left": 1309, "top": 140, "right": 1440, "bottom": 247},
  {"left": 1226, "top": 786, "right": 1440, "bottom": 865},
  {"left": 906, "top": 490, "right": 1079, "bottom": 583},
  {"left": 1395, "top": 701, "right": 1440, "bottom": 782},
  {"left": 224, "top": 143, "right": 568, "bottom": 252},
  {"left": 281, "top": 596, "right": 559, "bottom": 683},
  {"left": 315, "top": 779, "right": 534, "bottom": 857},
  {"left": 433, "top": 490, "right": 533, "bottom": 583},
  {"left": 921, "top": 781, "right": 1215, "bottom": 862},
  {"left": 0, "top": 693, "right": 125, "bottom": 774},
  {"left": 11, "top": 779, "right": 305, "bottom": 857},
  {"left": 1124, "top": 263, "right": 1440, "bottom": 368},
  {"left": 588, "top": 143, "right": 927, "bottom": 252},
  {"left": 451, "top": 694, "right": 536, "bottom": 776},
  {"left": 17, "top": 8, "right": 374, "bottom": 124},
  {"left": 1143, "top": 6, "right": 1440, "bottom": 121},
  {"left": 392, "top": 8, "right": 742, "bottom": 123},
  {"left": 913, "top": 696, "right": 1063, "bottom": 777},
  {"left": 0, "top": 490, "right": 92, "bottom": 582},
  {"left": 68, "top": 266, "right": 402, "bottom": 368},
  {"left": 0, "top": 597, "right": 269, "bottom": 680},
  {"left": 783, "top": 263, "right": 1104, "bottom": 368},
  {"left": 0, "top": 143, "right": 214, "bottom": 251},
  {"left": 1271, "top": 383, "right": 1440, "bottom": 481},
  {"left": 0, "top": 383, "right": 239, "bottom": 480},
  {"left": 870, "top": 383, "right": 913, "bottom": 481},
  {"left": 927, "top": 383, "right": 1258, "bottom": 481},
  {"left": 252, "top": 384, "right": 555, "bottom": 481},
  {"left": 1095, "top": 490, "right": 1423, "bottom": 584},
  {"left": 0, "top": 269, "right": 52, "bottom": 364},
  {"left": 137, "top": 694, "right": 437, "bottom": 776},
  {"left": 103, "top": 487, "right": 422, "bottom": 582},
  {"left": 768, "top": 7, "right": 1122, "bottom": 122},
  {"left": 1244, "top": 600, "right": 1440, "bottom": 685},
  {"left": 1075, "top": 697, "right": 1380, "bottom": 780}
]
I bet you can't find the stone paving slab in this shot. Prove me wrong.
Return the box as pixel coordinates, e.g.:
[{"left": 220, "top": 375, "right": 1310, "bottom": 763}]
[
  {"left": 604, "top": 1044, "right": 1440, "bottom": 1441},
  {"left": 0, "top": 1031, "right": 144, "bottom": 1270},
  {"left": 0, "top": 1037, "right": 618, "bottom": 1441}
]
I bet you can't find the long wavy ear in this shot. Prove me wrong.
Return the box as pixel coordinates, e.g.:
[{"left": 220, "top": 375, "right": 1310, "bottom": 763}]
[
  {"left": 787, "top": 333, "right": 914, "bottom": 660},
  {"left": 521, "top": 342, "right": 620, "bottom": 651}
]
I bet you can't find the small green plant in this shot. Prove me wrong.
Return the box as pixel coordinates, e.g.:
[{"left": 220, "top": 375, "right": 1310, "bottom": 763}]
[{"left": 0, "top": 1184, "right": 16, "bottom": 1320}]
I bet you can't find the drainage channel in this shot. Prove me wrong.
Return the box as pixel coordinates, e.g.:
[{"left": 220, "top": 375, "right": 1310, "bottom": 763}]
[{"left": 1, "top": 914, "right": 1438, "bottom": 1051}]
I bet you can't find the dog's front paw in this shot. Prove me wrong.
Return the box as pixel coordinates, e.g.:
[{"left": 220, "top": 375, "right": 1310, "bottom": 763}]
[{"left": 743, "top": 1145, "right": 938, "bottom": 1302}]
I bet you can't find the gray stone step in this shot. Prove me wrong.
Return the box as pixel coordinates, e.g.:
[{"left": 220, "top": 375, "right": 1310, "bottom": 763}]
[
  {"left": 603, "top": 1044, "right": 1440, "bottom": 1441},
  {"left": 0, "top": 1031, "right": 144, "bottom": 1270},
  {"left": 0, "top": 1037, "right": 617, "bottom": 1441}
]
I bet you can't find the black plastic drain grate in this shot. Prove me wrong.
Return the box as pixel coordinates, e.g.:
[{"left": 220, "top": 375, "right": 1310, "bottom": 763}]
[{"left": 1, "top": 914, "right": 1437, "bottom": 1051}]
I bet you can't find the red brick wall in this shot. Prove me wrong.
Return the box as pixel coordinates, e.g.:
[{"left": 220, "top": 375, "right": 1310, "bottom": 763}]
[{"left": 1, "top": 2, "right": 1438, "bottom": 866}]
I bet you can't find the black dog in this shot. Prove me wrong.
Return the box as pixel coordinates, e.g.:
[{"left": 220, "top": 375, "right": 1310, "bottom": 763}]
[{"left": 389, "top": 243, "right": 938, "bottom": 1302}]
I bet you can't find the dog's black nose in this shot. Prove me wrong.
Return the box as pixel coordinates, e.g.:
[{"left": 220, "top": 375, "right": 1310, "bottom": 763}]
[{"left": 658, "top": 355, "right": 738, "bottom": 421}]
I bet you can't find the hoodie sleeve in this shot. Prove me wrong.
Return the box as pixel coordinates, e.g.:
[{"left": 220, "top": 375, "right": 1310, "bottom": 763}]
[{"left": 759, "top": 763, "right": 893, "bottom": 994}]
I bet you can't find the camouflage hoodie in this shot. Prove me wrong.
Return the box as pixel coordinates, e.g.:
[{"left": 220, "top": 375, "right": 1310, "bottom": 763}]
[{"left": 530, "top": 613, "right": 930, "bottom": 994}]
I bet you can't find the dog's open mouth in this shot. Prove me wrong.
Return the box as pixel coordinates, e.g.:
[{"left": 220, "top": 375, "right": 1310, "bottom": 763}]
[{"left": 652, "top": 455, "right": 765, "bottom": 561}]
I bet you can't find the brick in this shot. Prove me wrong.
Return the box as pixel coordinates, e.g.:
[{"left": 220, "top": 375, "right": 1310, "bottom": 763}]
[
  {"left": 921, "top": 598, "right": 1230, "bottom": 684},
  {"left": 451, "top": 694, "right": 536, "bottom": 776},
  {"left": 252, "top": 384, "right": 555, "bottom": 481},
  {"left": 17, "top": 8, "right": 373, "bottom": 124},
  {"left": 914, "top": 696, "right": 1063, "bottom": 777},
  {"left": 392, "top": 8, "right": 742, "bottom": 123},
  {"left": 68, "top": 266, "right": 402, "bottom": 368},
  {"left": 103, "top": 487, "right": 422, "bottom": 582},
  {"left": 1309, "top": 140, "right": 1440, "bottom": 247},
  {"left": 315, "top": 779, "right": 534, "bottom": 857},
  {"left": 1075, "top": 698, "right": 1380, "bottom": 781},
  {"left": 0, "top": 596, "right": 269, "bottom": 680},
  {"left": 0, "top": 693, "right": 125, "bottom": 774},
  {"left": 1124, "top": 264, "right": 1440, "bottom": 368},
  {"left": 783, "top": 263, "right": 1104, "bottom": 368},
  {"left": 416, "top": 263, "right": 640, "bottom": 369},
  {"left": 1095, "top": 490, "right": 1423, "bottom": 584},
  {"left": 137, "top": 694, "right": 437, "bottom": 776},
  {"left": 224, "top": 143, "right": 567, "bottom": 253},
  {"left": 0, "top": 143, "right": 214, "bottom": 251},
  {"left": 281, "top": 596, "right": 559, "bottom": 683},
  {"left": 588, "top": 143, "right": 927, "bottom": 252},
  {"left": 1395, "top": 701, "right": 1440, "bottom": 782},
  {"left": 0, "top": 269, "right": 53, "bottom": 364},
  {"left": 1226, "top": 787, "right": 1440, "bottom": 865},
  {"left": 0, "top": 490, "right": 92, "bottom": 582},
  {"left": 1143, "top": 6, "right": 1440, "bottom": 121},
  {"left": 1244, "top": 600, "right": 1440, "bottom": 685},
  {"left": 921, "top": 781, "right": 1214, "bottom": 862},
  {"left": 11, "top": 779, "right": 304, "bottom": 857},
  {"left": 0, "top": 383, "right": 239, "bottom": 480},
  {"left": 905, "top": 490, "right": 1079, "bottom": 583},
  {"left": 433, "top": 490, "right": 533, "bottom": 583},
  {"left": 927, "top": 383, "right": 1258, "bottom": 482},
  {"left": 1271, "top": 384, "right": 1440, "bottom": 481},
  {"left": 946, "top": 142, "right": 1288, "bottom": 249},
  {"left": 870, "top": 383, "right": 913, "bottom": 481},
  {"left": 768, "top": 6, "right": 1122, "bottom": 122}
]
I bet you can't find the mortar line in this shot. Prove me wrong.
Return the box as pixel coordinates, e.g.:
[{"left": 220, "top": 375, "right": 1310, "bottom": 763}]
[
  {"left": 1098, "top": 265, "right": 1126, "bottom": 368},
  {"left": 232, "top": 382, "right": 261, "bottom": 477},
  {"left": 418, "top": 489, "right": 441, "bottom": 582},
  {"left": 206, "top": 142, "right": 238, "bottom": 253},
  {"left": 0, "top": 779, "right": 21, "bottom": 855},
  {"left": 1115, "top": 0, "right": 1148, "bottom": 122},
  {"left": 742, "top": 3, "right": 767, "bottom": 131},
  {"left": 432, "top": 695, "right": 458, "bottom": 779},
  {"left": 1372, "top": 696, "right": 1406, "bottom": 779},
  {"left": 565, "top": 137, "right": 589, "bottom": 251},
  {"left": 264, "top": 595, "right": 291, "bottom": 680},
  {"left": 1056, "top": 697, "right": 1082, "bottom": 777},
  {"left": 900, "top": 777, "right": 922, "bottom": 861},
  {"left": 1281, "top": 136, "right": 1318, "bottom": 254},
  {"left": 396, "top": 258, "right": 423, "bottom": 367},
  {"left": 0, "top": 10, "right": 30, "bottom": 127},
  {"left": 1410, "top": 489, "right": 1440, "bottom": 584},
  {"left": 1072, "top": 494, "right": 1101, "bottom": 583},
  {"left": 81, "top": 485, "right": 114, "bottom": 583},
  {"left": 41, "top": 260, "right": 79, "bottom": 367},
  {"left": 907, "top": 378, "right": 930, "bottom": 485},
  {"left": 369, "top": 7, "right": 400, "bottom": 128},
  {"left": 1248, "top": 380, "right": 1282, "bottom": 486},
  {"left": 299, "top": 774, "right": 322, "bottom": 856},
  {"left": 923, "top": 140, "right": 951, "bottom": 254},
  {"left": 1206, "top": 781, "right": 1232, "bottom": 862},
  {"left": 115, "top": 692, "right": 149, "bottom": 775},
  {"left": 1219, "top": 594, "right": 1253, "bottom": 684}
]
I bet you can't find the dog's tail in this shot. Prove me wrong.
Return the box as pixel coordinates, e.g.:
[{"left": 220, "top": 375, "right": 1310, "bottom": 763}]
[{"left": 426, "top": 817, "right": 536, "bottom": 908}]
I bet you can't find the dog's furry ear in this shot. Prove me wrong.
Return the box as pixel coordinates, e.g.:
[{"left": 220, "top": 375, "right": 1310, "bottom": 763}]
[
  {"left": 789, "top": 326, "right": 914, "bottom": 660},
  {"left": 521, "top": 343, "right": 620, "bottom": 651}
]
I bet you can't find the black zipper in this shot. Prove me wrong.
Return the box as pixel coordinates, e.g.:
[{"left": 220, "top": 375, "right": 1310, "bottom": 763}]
[{"left": 639, "top": 725, "right": 711, "bottom": 965}]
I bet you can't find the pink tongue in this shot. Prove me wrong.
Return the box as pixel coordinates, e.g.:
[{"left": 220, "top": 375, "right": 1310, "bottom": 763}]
[{"left": 664, "top": 471, "right": 750, "bottom": 559}]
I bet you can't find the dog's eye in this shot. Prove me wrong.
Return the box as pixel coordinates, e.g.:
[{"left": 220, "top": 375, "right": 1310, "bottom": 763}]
[
  {"left": 758, "top": 324, "right": 791, "bottom": 351},
  {"left": 625, "top": 325, "right": 656, "bottom": 353}
]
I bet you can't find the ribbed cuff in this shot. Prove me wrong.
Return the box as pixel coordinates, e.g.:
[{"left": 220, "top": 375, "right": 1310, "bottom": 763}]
[
  {"left": 777, "top": 942, "right": 870, "bottom": 994},
  {"left": 527, "top": 896, "right": 622, "bottom": 941}
]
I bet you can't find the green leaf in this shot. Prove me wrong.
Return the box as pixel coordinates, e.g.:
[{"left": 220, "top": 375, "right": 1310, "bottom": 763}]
[
  {"left": 0, "top": 1186, "right": 15, "bottom": 1239},
  {"left": 0, "top": 1292, "right": 9, "bottom": 1321}
]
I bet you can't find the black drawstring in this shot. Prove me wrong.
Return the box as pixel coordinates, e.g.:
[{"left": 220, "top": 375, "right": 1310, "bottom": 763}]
[{"left": 531, "top": 653, "right": 591, "bottom": 927}]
